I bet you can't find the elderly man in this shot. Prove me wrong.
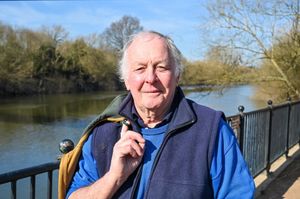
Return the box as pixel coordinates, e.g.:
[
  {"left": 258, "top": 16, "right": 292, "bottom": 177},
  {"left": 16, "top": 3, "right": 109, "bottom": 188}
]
[{"left": 67, "top": 31, "right": 255, "bottom": 199}]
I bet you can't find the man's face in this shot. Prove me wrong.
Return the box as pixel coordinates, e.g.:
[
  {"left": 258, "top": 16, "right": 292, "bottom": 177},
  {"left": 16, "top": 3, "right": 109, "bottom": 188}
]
[{"left": 124, "top": 34, "right": 178, "bottom": 114}]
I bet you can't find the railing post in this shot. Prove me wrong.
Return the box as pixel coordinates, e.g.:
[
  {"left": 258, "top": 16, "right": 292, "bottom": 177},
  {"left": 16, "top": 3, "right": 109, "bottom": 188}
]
[
  {"left": 266, "top": 100, "right": 273, "bottom": 176},
  {"left": 238, "top": 105, "right": 245, "bottom": 153},
  {"left": 30, "top": 175, "right": 35, "bottom": 199},
  {"left": 11, "top": 180, "right": 16, "bottom": 199},
  {"left": 285, "top": 97, "right": 292, "bottom": 158},
  {"left": 47, "top": 171, "right": 53, "bottom": 199}
]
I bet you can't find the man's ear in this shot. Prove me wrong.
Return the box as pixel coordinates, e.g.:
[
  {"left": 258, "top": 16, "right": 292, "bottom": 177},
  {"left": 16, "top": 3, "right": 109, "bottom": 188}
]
[
  {"left": 124, "top": 79, "right": 130, "bottom": 91},
  {"left": 176, "top": 74, "right": 180, "bottom": 85}
]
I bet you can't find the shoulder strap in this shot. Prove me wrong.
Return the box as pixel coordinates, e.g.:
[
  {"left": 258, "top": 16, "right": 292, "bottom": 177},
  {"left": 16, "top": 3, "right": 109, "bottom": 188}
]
[{"left": 58, "top": 93, "right": 128, "bottom": 199}]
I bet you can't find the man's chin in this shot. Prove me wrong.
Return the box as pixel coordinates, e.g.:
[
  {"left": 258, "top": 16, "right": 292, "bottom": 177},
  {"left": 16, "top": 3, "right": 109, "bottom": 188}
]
[{"left": 142, "top": 101, "right": 164, "bottom": 111}]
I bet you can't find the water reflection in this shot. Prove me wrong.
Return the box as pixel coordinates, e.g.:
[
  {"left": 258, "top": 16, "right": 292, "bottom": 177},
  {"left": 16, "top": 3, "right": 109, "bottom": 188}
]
[
  {"left": 0, "top": 91, "right": 124, "bottom": 174},
  {"left": 0, "top": 92, "right": 122, "bottom": 125},
  {"left": 185, "top": 85, "right": 266, "bottom": 116}
]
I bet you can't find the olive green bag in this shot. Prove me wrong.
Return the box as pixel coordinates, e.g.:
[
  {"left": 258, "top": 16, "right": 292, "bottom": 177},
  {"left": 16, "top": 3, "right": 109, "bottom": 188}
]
[{"left": 58, "top": 94, "right": 127, "bottom": 199}]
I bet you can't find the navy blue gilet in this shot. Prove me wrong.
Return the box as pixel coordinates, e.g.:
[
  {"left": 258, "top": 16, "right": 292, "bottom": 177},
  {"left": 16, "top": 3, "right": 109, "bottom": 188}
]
[{"left": 92, "top": 88, "right": 223, "bottom": 199}]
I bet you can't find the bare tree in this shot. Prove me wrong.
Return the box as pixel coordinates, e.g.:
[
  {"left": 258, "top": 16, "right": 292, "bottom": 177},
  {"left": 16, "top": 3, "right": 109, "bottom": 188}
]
[
  {"left": 205, "top": 45, "right": 242, "bottom": 68},
  {"left": 101, "top": 15, "right": 143, "bottom": 52},
  {"left": 40, "top": 25, "right": 69, "bottom": 46},
  {"left": 205, "top": 0, "right": 300, "bottom": 98}
]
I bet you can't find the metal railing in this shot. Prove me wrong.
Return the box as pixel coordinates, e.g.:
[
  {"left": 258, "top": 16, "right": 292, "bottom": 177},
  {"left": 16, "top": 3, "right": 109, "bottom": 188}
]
[
  {"left": 1, "top": 99, "right": 300, "bottom": 198},
  {"left": 0, "top": 162, "right": 59, "bottom": 199},
  {"left": 227, "top": 99, "right": 300, "bottom": 177}
]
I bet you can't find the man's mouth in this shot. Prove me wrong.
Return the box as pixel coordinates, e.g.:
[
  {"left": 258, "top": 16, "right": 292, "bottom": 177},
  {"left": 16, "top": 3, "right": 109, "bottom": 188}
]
[{"left": 143, "top": 90, "right": 160, "bottom": 93}]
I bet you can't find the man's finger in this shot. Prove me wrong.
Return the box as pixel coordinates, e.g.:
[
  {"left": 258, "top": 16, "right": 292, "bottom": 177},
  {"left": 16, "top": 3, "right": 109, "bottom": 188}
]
[{"left": 120, "top": 119, "right": 130, "bottom": 138}]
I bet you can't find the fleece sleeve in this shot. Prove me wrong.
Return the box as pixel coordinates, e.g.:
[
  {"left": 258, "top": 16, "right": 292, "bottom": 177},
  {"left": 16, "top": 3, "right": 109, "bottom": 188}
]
[
  {"left": 66, "top": 133, "right": 99, "bottom": 198},
  {"left": 210, "top": 119, "right": 255, "bottom": 199}
]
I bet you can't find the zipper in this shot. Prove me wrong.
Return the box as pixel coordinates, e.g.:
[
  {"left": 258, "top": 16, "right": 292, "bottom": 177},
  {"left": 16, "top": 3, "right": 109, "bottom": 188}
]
[
  {"left": 143, "top": 119, "right": 195, "bottom": 199},
  {"left": 130, "top": 163, "right": 143, "bottom": 199}
]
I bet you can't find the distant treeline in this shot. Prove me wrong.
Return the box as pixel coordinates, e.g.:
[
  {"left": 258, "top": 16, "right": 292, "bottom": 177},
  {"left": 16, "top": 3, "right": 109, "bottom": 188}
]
[
  {"left": 181, "top": 60, "right": 257, "bottom": 87},
  {"left": 0, "top": 19, "right": 256, "bottom": 96},
  {"left": 0, "top": 21, "right": 123, "bottom": 96}
]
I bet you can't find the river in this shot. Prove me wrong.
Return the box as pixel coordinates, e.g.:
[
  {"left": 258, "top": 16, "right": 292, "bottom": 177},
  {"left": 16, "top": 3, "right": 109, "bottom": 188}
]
[
  {"left": 0, "top": 85, "right": 266, "bottom": 198},
  {"left": 0, "top": 85, "right": 267, "bottom": 174}
]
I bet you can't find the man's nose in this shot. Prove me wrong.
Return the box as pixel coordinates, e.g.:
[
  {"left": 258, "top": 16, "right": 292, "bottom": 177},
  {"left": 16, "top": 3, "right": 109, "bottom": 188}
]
[{"left": 145, "top": 68, "right": 157, "bottom": 83}]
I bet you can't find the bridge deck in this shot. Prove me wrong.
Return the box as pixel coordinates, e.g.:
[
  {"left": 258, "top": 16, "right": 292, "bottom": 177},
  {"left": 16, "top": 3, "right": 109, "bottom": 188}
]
[{"left": 256, "top": 145, "right": 300, "bottom": 199}]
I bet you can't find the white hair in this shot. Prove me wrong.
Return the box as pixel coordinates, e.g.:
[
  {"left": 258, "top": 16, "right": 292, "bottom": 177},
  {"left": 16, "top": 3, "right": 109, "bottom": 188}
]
[{"left": 118, "top": 31, "right": 184, "bottom": 81}]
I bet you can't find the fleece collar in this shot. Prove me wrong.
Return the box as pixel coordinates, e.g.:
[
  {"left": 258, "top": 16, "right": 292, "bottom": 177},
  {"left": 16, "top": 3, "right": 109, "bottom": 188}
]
[{"left": 118, "top": 87, "right": 196, "bottom": 133}]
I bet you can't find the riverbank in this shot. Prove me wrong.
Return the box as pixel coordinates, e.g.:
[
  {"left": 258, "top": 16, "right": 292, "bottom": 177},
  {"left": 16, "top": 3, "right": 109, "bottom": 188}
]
[
  {"left": 0, "top": 79, "right": 242, "bottom": 97},
  {"left": 0, "top": 76, "right": 124, "bottom": 97}
]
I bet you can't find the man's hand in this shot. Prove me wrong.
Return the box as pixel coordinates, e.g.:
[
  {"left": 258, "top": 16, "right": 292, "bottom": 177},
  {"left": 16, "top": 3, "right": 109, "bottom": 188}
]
[
  {"left": 108, "top": 121, "right": 145, "bottom": 185},
  {"left": 69, "top": 122, "right": 145, "bottom": 199}
]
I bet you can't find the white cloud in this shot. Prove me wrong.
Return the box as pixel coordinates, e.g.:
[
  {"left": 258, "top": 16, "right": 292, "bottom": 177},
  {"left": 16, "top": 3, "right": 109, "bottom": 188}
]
[
  {"left": 0, "top": 3, "right": 46, "bottom": 27},
  {"left": 0, "top": 2, "right": 121, "bottom": 36}
]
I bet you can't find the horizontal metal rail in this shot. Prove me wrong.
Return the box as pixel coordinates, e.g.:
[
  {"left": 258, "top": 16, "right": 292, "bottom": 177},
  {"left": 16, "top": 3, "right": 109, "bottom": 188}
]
[
  {"left": 0, "top": 162, "right": 59, "bottom": 184},
  {"left": 0, "top": 162, "right": 59, "bottom": 199}
]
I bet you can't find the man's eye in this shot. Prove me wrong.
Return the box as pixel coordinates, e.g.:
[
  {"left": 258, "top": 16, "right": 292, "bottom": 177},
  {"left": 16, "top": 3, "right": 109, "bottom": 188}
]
[
  {"left": 135, "top": 66, "right": 145, "bottom": 72},
  {"left": 157, "top": 66, "right": 168, "bottom": 71}
]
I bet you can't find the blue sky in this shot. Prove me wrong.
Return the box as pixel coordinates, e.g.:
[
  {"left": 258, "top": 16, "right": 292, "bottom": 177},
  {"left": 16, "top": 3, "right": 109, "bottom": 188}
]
[{"left": 0, "top": 0, "right": 210, "bottom": 61}]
